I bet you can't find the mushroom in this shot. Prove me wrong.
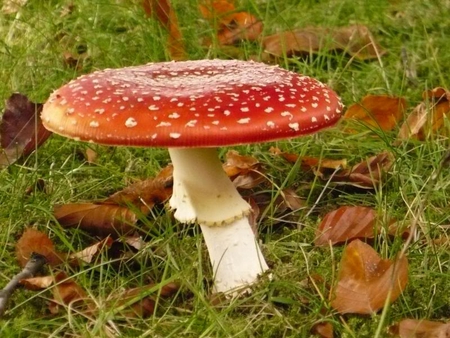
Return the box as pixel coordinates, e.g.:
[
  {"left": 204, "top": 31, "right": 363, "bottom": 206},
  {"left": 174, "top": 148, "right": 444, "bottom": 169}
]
[{"left": 41, "top": 59, "right": 343, "bottom": 294}]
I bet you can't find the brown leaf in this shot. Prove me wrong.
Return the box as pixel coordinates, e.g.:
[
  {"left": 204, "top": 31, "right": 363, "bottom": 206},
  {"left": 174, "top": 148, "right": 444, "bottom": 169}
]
[
  {"left": 1, "top": 0, "right": 27, "bottom": 14},
  {"left": 270, "top": 146, "right": 347, "bottom": 170},
  {"left": 0, "top": 93, "right": 52, "bottom": 167},
  {"left": 397, "top": 87, "right": 450, "bottom": 141},
  {"left": 108, "top": 282, "right": 179, "bottom": 318},
  {"left": 200, "top": 0, "right": 262, "bottom": 45},
  {"left": 223, "top": 150, "right": 265, "bottom": 189},
  {"left": 19, "top": 275, "right": 55, "bottom": 290},
  {"left": 106, "top": 166, "right": 173, "bottom": 212},
  {"left": 16, "top": 228, "right": 64, "bottom": 267},
  {"left": 330, "top": 151, "right": 394, "bottom": 189},
  {"left": 315, "top": 206, "right": 378, "bottom": 246},
  {"left": 142, "top": 0, "right": 186, "bottom": 60},
  {"left": 69, "top": 237, "right": 113, "bottom": 264},
  {"left": 344, "top": 95, "right": 407, "bottom": 131},
  {"left": 391, "top": 319, "right": 450, "bottom": 338},
  {"left": 262, "top": 25, "right": 385, "bottom": 61},
  {"left": 331, "top": 240, "right": 408, "bottom": 314},
  {"left": 311, "top": 322, "right": 334, "bottom": 338},
  {"left": 54, "top": 203, "right": 138, "bottom": 237},
  {"left": 49, "top": 271, "right": 91, "bottom": 314}
]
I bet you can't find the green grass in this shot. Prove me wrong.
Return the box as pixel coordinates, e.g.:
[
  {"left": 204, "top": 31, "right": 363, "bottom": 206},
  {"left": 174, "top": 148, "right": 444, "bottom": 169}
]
[{"left": 1, "top": 0, "right": 450, "bottom": 337}]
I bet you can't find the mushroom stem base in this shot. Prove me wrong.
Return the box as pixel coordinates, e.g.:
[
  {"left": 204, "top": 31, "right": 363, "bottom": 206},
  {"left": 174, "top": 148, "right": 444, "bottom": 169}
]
[{"left": 200, "top": 218, "right": 269, "bottom": 294}]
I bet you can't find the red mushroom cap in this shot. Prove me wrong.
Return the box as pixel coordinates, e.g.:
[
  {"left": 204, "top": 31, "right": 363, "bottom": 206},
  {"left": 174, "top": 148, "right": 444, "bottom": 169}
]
[{"left": 42, "top": 60, "right": 343, "bottom": 147}]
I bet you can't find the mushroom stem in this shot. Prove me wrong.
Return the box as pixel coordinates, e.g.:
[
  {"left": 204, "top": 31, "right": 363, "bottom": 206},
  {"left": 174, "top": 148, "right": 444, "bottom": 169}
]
[{"left": 168, "top": 147, "right": 269, "bottom": 293}]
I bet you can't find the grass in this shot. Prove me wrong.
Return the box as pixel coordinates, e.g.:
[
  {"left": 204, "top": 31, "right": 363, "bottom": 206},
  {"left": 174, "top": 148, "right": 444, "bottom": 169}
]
[{"left": 1, "top": 0, "right": 450, "bottom": 336}]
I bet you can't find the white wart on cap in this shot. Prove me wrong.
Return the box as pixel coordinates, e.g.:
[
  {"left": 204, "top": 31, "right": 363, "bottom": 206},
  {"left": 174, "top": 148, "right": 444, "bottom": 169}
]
[{"left": 42, "top": 59, "right": 343, "bottom": 147}]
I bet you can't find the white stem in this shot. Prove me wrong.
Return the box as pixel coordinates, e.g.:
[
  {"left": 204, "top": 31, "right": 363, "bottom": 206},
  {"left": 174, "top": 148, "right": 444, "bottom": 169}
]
[
  {"left": 168, "top": 148, "right": 251, "bottom": 226},
  {"left": 200, "top": 218, "right": 269, "bottom": 294},
  {"left": 168, "top": 148, "right": 269, "bottom": 294}
]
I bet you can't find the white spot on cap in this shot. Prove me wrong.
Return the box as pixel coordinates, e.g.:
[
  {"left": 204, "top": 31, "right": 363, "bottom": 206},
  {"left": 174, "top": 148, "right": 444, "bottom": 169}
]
[
  {"left": 281, "top": 111, "right": 293, "bottom": 120},
  {"left": 224, "top": 110, "right": 231, "bottom": 116},
  {"left": 90, "top": 121, "right": 99, "bottom": 128},
  {"left": 169, "top": 113, "right": 180, "bottom": 119},
  {"left": 311, "top": 116, "right": 318, "bottom": 123},
  {"left": 153, "top": 96, "right": 161, "bottom": 101},
  {"left": 264, "top": 107, "right": 274, "bottom": 113},
  {"left": 289, "top": 122, "right": 299, "bottom": 131},
  {"left": 148, "top": 105, "right": 159, "bottom": 110},
  {"left": 267, "top": 121, "right": 275, "bottom": 128},
  {"left": 185, "top": 120, "right": 197, "bottom": 127},
  {"left": 240, "top": 107, "right": 250, "bottom": 112},
  {"left": 237, "top": 118, "right": 250, "bottom": 124},
  {"left": 157, "top": 122, "right": 171, "bottom": 127},
  {"left": 95, "top": 108, "right": 105, "bottom": 114},
  {"left": 324, "top": 114, "right": 330, "bottom": 121},
  {"left": 170, "top": 133, "right": 181, "bottom": 139},
  {"left": 312, "top": 103, "right": 318, "bottom": 108},
  {"left": 125, "top": 117, "right": 138, "bottom": 128}
]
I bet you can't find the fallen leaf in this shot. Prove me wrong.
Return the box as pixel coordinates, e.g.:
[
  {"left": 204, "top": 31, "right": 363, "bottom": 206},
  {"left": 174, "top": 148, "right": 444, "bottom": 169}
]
[
  {"left": 142, "top": 0, "right": 186, "bottom": 60},
  {"left": 49, "top": 271, "right": 91, "bottom": 314},
  {"left": 106, "top": 167, "right": 173, "bottom": 212},
  {"left": 223, "top": 150, "right": 265, "bottom": 189},
  {"left": 20, "top": 275, "right": 54, "bottom": 290},
  {"left": 109, "top": 282, "right": 179, "bottom": 318},
  {"left": 315, "top": 206, "right": 378, "bottom": 246},
  {"left": 391, "top": 319, "right": 450, "bottom": 338},
  {"left": 16, "top": 228, "right": 64, "bottom": 267},
  {"left": 200, "top": 0, "right": 263, "bottom": 45},
  {"left": 54, "top": 203, "right": 139, "bottom": 237},
  {"left": 262, "top": 25, "right": 385, "bottom": 62},
  {"left": 397, "top": 87, "right": 450, "bottom": 141},
  {"left": 69, "top": 237, "right": 113, "bottom": 264},
  {"left": 1, "top": 0, "right": 27, "bottom": 14},
  {"left": 270, "top": 146, "right": 347, "bottom": 170},
  {"left": 311, "top": 322, "right": 334, "bottom": 338},
  {"left": 331, "top": 239, "right": 408, "bottom": 314},
  {"left": 330, "top": 151, "right": 394, "bottom": 189},
  {"left": 0, "top": 93, "right": 52, "bottom": 168},
  {"left": 344, "top": 95, "right": 407, "bottom": 131}
]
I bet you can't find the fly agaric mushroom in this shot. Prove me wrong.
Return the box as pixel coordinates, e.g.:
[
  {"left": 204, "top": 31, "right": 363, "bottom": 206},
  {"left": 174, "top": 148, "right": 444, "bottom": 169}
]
[{"left": 41, "top": 59, "right": 343, "bottom": 294}]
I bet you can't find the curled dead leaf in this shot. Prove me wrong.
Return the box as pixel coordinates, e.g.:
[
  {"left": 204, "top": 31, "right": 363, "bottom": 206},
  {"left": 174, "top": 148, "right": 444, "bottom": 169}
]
[
  {"left": 344, "top": 95, "right": 407, "bottom": 131},
  {"left": 262, "top": 25, "right": 385, "bottom": 62},
  {"left": 0, "top": 93, "right": 52, "bottom": 168},
  {"left": 330, "top": 151, "right": 394, "bottom": 189},
  {"left": 16, "top": 228, "right": 64, "bottom": 267},
  {"left": 331, "top": 239, "right": 408, "bottom": 314},
  {"left": 390, "top": 319, "right": 450, "bottom": 338},
  {"left": 54, "top": 203, "right": 139, "bottom": 237},
  {"left": 315, "top": 206, "right": 378, "bottom": 246},
  {"left": 397, "top": 87, "right": 450, "bottom": 142}
]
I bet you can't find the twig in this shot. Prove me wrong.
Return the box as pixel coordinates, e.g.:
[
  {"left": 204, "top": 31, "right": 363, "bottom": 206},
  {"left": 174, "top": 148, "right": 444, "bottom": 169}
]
[{"left": 0, "top": 252, "right": 47, "bottom": 317}]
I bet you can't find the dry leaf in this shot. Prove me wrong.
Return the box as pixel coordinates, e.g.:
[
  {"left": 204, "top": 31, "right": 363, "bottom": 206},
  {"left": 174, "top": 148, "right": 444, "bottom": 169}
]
[
  {"left": 270, "top": 146, "right": 347, "bottom": 170},
  {"left": 262, "top": 25, "right": 385, "bottom": 62},
  {"left": 391, "top": 319, "right": 450, "bottom": 338},
  {"left": 0, "top": 93, "right": 52, "bottom": 168},
  {"left": 397, "top": 87, "right": 450, "bottom": 141},
  {"left": 330, "top": 151, "right": 394, "bottom": 189},
  {"left": 16, "top": 228, "right": 64, "bottom": 267},
  {"left": 69, "top": 237, "right": 113, "bottom": 264},
  {"left": 54, "top": 203, "right": 139, "bottom": 237},
  {"left": 142, "top": 0, "right": 186, "bottom": 60},
  {"left": 311, "top": 322, "right": 334, "bottom": 338},
  {"left": 200, "top": 0, "right": 263, "bottom": 45},
  {"left": 106, "top": 172, "right": 173, "bottom": 213},
  {"left": 315, "top": 206, "right": 378, "bottom": 246},
  {"left": 109, "top": 282, "right": 179, "bottom": 318},
  {"left": 49, "top": 271, "right": 91, "bottom": 314},
  {"left": 331, "top": 239, "right": 408, "bottom": 314},
  {"left": 223, "top": 150, "right": 265, "bottom": 189},
  {"left": 1, "top": 0, "right": 27, "bottom": 14},
  {"left": 344, "top": 95, "right": 407, "bottom": 131},
  {"left": 20, "top": 275, "right": 55, "bottom": 290}
]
